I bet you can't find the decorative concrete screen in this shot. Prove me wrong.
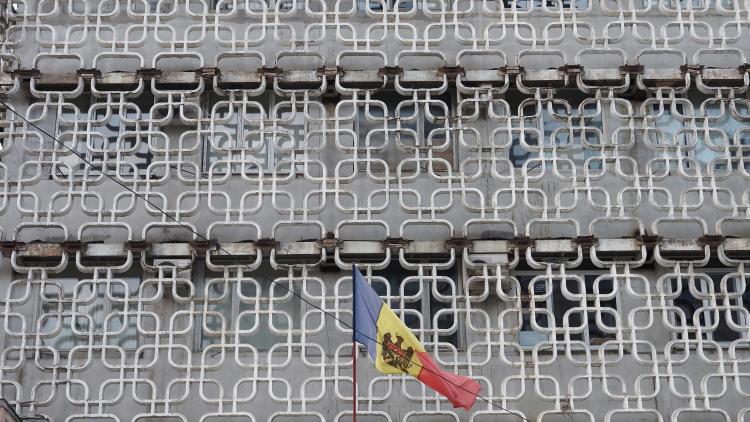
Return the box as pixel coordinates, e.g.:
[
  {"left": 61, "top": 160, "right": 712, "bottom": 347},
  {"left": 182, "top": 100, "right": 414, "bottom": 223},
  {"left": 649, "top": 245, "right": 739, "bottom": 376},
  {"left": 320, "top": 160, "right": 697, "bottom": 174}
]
[{"left": 1, "top": 1, "right": 750, "bottom": 421}]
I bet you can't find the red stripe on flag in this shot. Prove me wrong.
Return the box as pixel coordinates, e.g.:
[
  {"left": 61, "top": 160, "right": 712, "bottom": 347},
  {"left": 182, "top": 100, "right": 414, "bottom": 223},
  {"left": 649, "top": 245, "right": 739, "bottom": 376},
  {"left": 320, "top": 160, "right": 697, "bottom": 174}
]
[{"left": 414, "top": 351, "right": 481, "bottom": 410}]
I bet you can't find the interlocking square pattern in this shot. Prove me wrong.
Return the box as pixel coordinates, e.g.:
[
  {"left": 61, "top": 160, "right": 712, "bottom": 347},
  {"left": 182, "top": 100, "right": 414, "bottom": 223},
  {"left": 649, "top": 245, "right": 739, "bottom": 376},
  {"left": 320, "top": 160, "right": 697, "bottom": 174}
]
[{"left": 1, "top": 1, "right": 750, "bottom": 421}]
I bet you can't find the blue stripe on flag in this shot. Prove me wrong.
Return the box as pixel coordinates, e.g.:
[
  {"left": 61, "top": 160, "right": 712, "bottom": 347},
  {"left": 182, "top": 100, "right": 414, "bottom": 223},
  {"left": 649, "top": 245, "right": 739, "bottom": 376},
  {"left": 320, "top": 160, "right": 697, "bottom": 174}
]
[{"left": 353, "top": 266, "right": 383, "bottom": 361}]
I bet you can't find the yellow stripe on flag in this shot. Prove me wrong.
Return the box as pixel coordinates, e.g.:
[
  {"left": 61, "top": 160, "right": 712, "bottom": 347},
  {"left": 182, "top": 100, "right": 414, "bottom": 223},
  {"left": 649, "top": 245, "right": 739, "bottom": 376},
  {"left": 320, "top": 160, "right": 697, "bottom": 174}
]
[{"left": 374, "top": 303, "right": 425, "bottom": 377}]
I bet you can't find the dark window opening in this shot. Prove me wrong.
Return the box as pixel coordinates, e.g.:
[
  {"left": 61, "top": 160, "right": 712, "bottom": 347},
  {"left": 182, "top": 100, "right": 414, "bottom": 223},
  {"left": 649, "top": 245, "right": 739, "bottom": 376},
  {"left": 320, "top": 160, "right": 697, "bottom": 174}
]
[
  {"left": 201, "top": 92, "right": 307, "bottom": 175},
  {"left": 518, "top": 275, "right": 550, "bottom": 347},
  {"left": 355, "top": 92, "right": 455, "bottom": 173},
  {"left": 201, "top": 263, "right": 298, "bottom": 351},
  {"left": 666, "top": 272, "right": 743, "bottom": 342},
  {"left": 517, "top": 273, "right": 617, "bottom": 347},
  {"left": 369, "top": 262, "right": 462, "bottom": 348},
  {"left": 39, "top": 268, "right": 141, "bottom": 353}
]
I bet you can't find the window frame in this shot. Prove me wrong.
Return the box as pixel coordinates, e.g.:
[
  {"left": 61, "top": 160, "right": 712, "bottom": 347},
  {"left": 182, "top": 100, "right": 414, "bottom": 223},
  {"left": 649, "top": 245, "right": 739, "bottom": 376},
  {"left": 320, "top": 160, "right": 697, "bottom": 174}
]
[
  {"left": 37, "top": 269, "right": 142, "bottom": 355},
  {"left": 666, "top": 269, "right": 750, "bottom": 344},
  {"left": 212, "top": 0, "right": 301, "bottom": 11},
  {"left": 366, "top": 261, "right": 465, "bottom": 351},
  {"left": 641, "top": 94, "right": 729, "bottom": 172},
  {"left": 513, "top": 270, "right": 621, "bottom": 350},
  {"left": 49, "top": 95, "right": 91, "bottom": 179},
  {"left": 199, "top": 268, "right": 302, "bottom": 352},
  {"left": 38, "top": 94, "right": 155, "bottom": 180},
  {"left": 502, "top": 0, "right": 590, "bottom": 9},
  {"left": 201, "top": 92, "right": 308, "bottom": 176},
  {"left": 729, "top": 272, "right": 750, "bottom": 340},
  {"left": 509, "top": 95, "right": 604, "bottom": 172},
  {"left": 357, "top": 0, "right": 416, "bottom": 12},
  {"left": 353, "top": 91, "right": 457, "bottom": 174},
  {"left": 90, "top": 97, "right": 154, "bottom": 179},
  {"left": 694, "top": 97, "right": 750, "bottom": 172},
  {"left": 0, "top": 104, "right": 10, "bottom": 155}
]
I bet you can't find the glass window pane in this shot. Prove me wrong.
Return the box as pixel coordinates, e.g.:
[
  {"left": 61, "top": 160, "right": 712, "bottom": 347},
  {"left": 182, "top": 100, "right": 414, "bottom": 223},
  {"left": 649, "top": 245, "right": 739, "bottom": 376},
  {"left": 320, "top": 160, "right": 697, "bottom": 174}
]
[
  {"left": 42, "top": 275, "right": 90, "bottom": 351},
  {"left": 202, "top": 267, "right": 298, "bottom": 351},
  {"left": 202, "top": 279, "right": 235, "bottom": 348},
  {"left": 518, "top": 275, "right": 550, "bottom": 347},
  {"left": 238, "top": 276, "right": 300, "bottom": 350},
  {"left": 204, "top": 94, "right": 272, "bottom": 175},
  {"left": 585, "top": 275, "right": 617, "bottom": 344},
  {"left": 552, "top": 276, "right": 584, "bottom": 342}
]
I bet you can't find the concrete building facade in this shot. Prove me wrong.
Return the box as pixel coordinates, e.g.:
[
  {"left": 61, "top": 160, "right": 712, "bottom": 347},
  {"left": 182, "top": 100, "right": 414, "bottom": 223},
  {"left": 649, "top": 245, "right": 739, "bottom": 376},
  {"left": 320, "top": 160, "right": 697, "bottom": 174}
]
[{"left": 1, "top": 0, "right": 750, "bottom": 421}]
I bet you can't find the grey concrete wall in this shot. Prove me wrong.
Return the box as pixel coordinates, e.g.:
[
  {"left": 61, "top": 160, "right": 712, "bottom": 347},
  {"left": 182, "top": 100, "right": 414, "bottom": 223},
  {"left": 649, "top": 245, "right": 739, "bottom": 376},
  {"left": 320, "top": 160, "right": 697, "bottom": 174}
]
[{"left": 2, "top": 1, "right": 750, "bottom": 421}]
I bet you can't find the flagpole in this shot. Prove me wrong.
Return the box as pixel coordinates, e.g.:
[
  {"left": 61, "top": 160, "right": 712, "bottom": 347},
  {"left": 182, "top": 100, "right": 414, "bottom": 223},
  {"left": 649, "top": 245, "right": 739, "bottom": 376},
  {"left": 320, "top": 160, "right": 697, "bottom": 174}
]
[
  {"left": 352, "top": 264, "right": 357, "bottom": 422},
  {"left": 352, "top": 335, "right": 357, "bottom": 422}
]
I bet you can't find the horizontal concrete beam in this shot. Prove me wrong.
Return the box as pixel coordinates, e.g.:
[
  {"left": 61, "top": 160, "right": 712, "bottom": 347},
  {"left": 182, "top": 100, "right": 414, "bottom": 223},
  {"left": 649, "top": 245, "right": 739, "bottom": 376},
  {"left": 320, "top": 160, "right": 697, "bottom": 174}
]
[
  {"left": 6, "top": 63, "right": 748, "bottom": 92},
  {"left": 6, "top": 235, "right": 750, "bottom": 270}
]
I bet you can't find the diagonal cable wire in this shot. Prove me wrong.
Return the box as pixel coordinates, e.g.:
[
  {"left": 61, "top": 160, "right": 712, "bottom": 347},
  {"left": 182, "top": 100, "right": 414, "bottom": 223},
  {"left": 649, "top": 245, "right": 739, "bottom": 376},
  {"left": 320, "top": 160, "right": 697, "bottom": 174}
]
[{"left": 0, "top": 100, "right": 531, "bottom": 422}]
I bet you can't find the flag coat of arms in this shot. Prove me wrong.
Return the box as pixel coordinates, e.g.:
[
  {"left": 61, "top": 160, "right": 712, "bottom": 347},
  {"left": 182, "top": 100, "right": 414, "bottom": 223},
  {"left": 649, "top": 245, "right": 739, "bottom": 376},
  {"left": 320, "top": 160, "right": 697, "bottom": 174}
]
[{"left": 352, "top": 265, "right": 481, "bottom": 410}]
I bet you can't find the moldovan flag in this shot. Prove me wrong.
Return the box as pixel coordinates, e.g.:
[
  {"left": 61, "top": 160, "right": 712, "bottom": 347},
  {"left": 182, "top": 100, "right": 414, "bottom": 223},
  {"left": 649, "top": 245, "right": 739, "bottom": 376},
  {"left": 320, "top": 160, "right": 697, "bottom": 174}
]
[{"left": 352, "top": 265, "right": 481, "bottom": 410}]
